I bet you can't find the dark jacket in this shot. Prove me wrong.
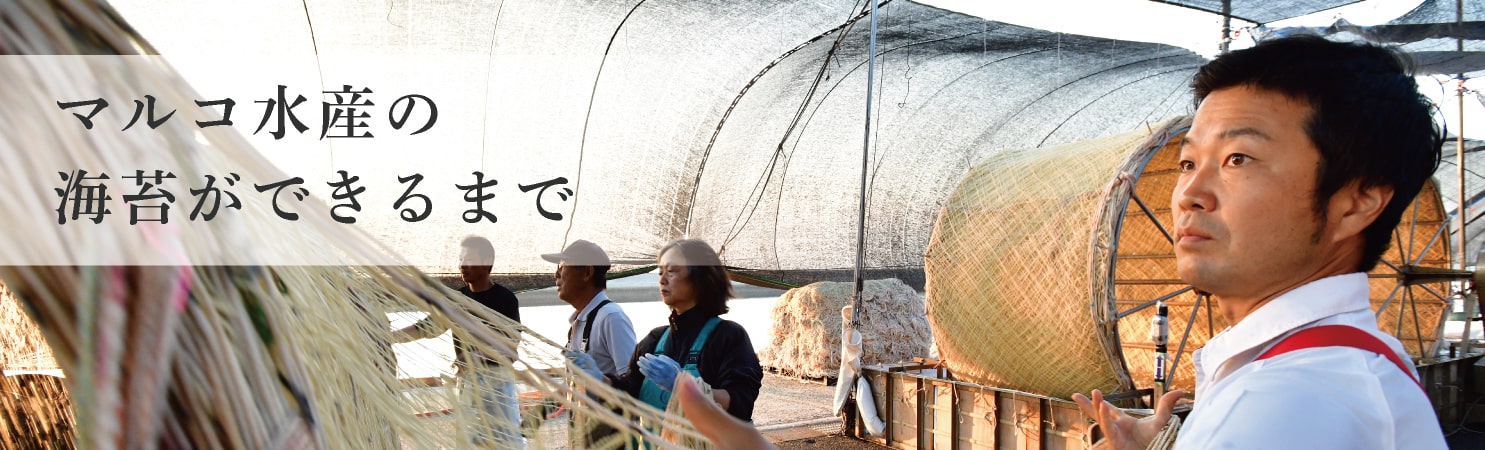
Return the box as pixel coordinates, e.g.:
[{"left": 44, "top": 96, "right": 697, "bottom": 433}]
[{"left": 613, "top": 308, "right": 764, "bottom": 421}]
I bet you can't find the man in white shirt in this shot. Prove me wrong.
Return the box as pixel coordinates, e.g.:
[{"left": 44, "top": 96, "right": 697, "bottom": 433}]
[
  {"left": 672, "top": 34, "right": 1452, "bottom": 450},
  {"left": 543, "top": 239, "right": 636, "bottom": 378},
  {"left": 543, "top": 239, "right": 636, "bottom": 449},
  {"left": 1072, "top": 35, "right": 1447, "bottom": 449}
]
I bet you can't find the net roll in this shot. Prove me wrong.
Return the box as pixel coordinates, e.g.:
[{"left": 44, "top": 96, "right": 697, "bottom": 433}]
[{"left": 925, "top": 116, "right": 1451, "bottom": 399}]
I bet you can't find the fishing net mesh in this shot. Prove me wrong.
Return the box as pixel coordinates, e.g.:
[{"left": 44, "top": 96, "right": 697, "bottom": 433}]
[
  {"left": 0, "top": 1, "right": 706, "bottom": 448},
  {"left": 0, "top": 0, "right": 1465, "bottom": 445},
  {"left": 758, "top": 279, "right": 931, "bottom": 380},
  {"left": 924, "top": 119, "right": 1161, "bottom": 398},
  {"left": 928, "top": 115, "right": 1454, "bottom": 400}
]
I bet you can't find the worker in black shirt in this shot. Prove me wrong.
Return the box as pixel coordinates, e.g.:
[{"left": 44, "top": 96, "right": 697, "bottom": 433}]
[
  {"left": 611, "top": 239, "right": 763, "bottom": 423},
  {"left": 393, "top": 235, "right": 524, "bottom": 448}
]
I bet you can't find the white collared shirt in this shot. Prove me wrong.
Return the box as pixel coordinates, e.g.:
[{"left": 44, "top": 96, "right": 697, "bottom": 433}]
[
  {"left": 566, "top": 291, "right": 637, "bottom": 377},
  {"left": 1174, "top": 273, "right": 1445, "bottom": 449}
]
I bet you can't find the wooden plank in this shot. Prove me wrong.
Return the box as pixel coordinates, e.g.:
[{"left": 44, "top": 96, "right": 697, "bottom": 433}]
[
  {"left": 1417, "top": 355, "right": 1484, "bottom": 426},
  {"left": 914, "top": 357, "right": 944, "bottom": 366},
  {"left": 1038, "top": 398, "right": 1049, "bottom": 450},
  {"left": 942, "top": 382, "right": 958, "bottom": 449},
  {"left": 951, "top": 381, "right": 961, "bottom": 450},
  {"left": 1043, "top": 401, "right": 1094, "bottom": 450},
  {"left": 861, "top": 362, "right": 1110, "bottom": 450},
  {"left": 1025, "top": 396, "right": 1041, "bottom": 450},
  {"left": 896, "top": 371, "right": 918, "bottom": 449},
  {"left": 993, "top": 389, "right": 1003, "bottom": 450},
  {"left": 884, "top": 370, "right": 894, "bottom": 446},
  {"left": 918, "top": 376, "right": 929, "bottom": 449},
  {"left": 888, "top": 363, "right": 939, "bottom": 373},
  {"left": 997, "top": 393, "right": 1042, "bottom": 450},
  {"left": 954, "top": 385, "right": 994, "bottom": 449},
  {"left": 932, "top": 381, "right": 954, "bottom": 450}
]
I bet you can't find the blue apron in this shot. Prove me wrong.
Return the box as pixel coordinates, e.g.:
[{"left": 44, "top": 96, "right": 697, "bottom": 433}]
[{"left": 638, "top": 316, "right": 721, "bottom": 411}]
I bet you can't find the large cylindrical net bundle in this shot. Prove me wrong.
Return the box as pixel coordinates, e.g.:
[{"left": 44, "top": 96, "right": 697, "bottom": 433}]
[
  {"left": 923, "top": 119, "right": 1177, "bottom": 398},
  {"left": 0, "top": 1, "right": 707, "bottom": 448},
  {"left": 926, "top": 116, "right": 1454, "bottom": 399}
]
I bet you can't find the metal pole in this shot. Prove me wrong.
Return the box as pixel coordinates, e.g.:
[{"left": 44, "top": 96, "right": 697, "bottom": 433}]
[
  {"left": 1455, "top": 0, "right": 1476, "bottom": 356},
  {"left": 1457, "top": 79, "right": 1474, "bottom": 354},
  {"left": 1152, "top": 302, "right": 1169, "bottom": 400},
  {"left": 851, "top": 1, "right": 877, "bottom": 327},
  {"left": 1220, "top": 0, "right": 1231, "bottom": 54},
  {"left": 840, "top": 2, "right": 878, "bottom": 432}
]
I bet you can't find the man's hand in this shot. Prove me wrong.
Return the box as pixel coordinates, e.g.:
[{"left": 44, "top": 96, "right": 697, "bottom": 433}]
[
  {"left": 1071, "top": 389, "right": 1185, "bottom": 450},
  {"left": 637, "top": 354, "right": 681, "bottom": 392},
  {"left": 676, "top": 373, "right": 776, "bottom": 450},
  {"left": 564, "top": 350, "right": 603, "bottom": 380}
]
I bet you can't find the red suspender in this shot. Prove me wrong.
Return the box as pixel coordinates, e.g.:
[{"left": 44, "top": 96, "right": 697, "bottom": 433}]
[{"left": 1255, "top": 325, "right": 1422, "bottom": 391}]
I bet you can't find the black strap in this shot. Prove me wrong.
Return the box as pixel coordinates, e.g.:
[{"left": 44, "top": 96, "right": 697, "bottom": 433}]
[{"left": 581, "top": 299, "right": 613, "bottom": 352}]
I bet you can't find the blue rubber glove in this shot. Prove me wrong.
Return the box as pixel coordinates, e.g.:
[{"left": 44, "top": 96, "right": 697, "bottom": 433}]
[
  {"left": 565, "top": 350, "right": 603, "bottom": 380},
  {"left": 637, "top": 353, "right": 681, "bottom": 392}
]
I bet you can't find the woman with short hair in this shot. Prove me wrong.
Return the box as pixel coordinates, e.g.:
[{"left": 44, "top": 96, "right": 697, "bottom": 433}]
[{"left": 612, "top": 239, "right": 764, "bottom": 422}]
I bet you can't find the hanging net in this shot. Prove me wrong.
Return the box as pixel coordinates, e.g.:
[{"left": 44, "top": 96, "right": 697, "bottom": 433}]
[{"left": 0, "top": 1, "right": 710, "bottom": 448}]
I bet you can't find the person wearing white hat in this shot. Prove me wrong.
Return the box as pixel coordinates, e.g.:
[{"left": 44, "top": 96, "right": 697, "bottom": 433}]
[
  {"left": 547, "top": 239, "right": 636, "bottom": 449},
  {"left": 546, "top": 239, "right": 636, "bottom": 381}
]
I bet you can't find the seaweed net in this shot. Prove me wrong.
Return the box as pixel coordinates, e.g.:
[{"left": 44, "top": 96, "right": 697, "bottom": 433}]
[
  {"left": 96, "top": 0, "right": 1207, "bottom": 285},
  {"left": 758, "top": 279, "right": 931, "bottom": 380},
  {"left": 0, "top": 1, "right": 708, "bottom": 448},
  {"left": 926, "top": 116, "right": 1454, "bottom": 399}
]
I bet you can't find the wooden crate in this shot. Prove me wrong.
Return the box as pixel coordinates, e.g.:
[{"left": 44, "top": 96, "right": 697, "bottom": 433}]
[
  {"left": 1418, "top": 353, "right": 1484, "bottom": 426},
  {"left": 857, "top": 356, "right": 1484, "bottom": 448},
  {"left": 856, "top": 363, "right": 1098, "bottom": 449}
]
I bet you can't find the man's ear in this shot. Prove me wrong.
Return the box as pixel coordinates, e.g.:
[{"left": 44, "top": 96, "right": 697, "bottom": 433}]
[{"left": 1329, "top": 182, "right": 1393, "bottom": 243}]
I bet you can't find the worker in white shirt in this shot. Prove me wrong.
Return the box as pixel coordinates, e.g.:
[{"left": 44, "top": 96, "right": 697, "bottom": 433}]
[
  {"left": 672, "top": 34, "right": 1452, "bottom": 450},
  {"left": 547, "top": 239, "right": 637, "bottom": 449},
  {"left": 1071, "top": 35, "right": 1447, "bottom": 449}
]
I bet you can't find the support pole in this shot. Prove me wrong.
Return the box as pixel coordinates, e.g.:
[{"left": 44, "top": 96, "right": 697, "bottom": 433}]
[
  {"left": 851, "top": 0, "right": 877, "bottom": 331},
  {"left": 1219, "top": 0, "right": 1231, "bottom": 54},
  {"left": 841, "top": 0, "right": 879, "bottom": 430},
  {"left": 1457, "top": 79, "right": 1475, "bottom": 355},
  {"left": 1456, "top": 0, "right": 1476, "bottom": 356}
]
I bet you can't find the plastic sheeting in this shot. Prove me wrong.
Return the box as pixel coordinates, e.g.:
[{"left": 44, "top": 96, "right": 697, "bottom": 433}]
[
  {"left": 1261, "top": 0, "right": 1485, "bottom": 76},
  {"left": 1265, "top": 17, "right": 1485, "bottom": 76},
  {"left": 1386, "top": 0, "right": 1485, "bottom": 78},
  {"left": 109, "top": 0, "right": 1206, "bottom": 284},
  {"left": 1431, "top": 138, "right": 1485, "bottom": 263},
  {"left": 1391, "top": 0, "right": 1484, "bottom": 25},
  {"left": 1149, "top": 0, "right": 1362, "bottom": 24}
]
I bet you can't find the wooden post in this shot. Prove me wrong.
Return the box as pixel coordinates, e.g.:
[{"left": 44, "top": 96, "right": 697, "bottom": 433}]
[
  {"left": 1038, "top": 398, "right": 1050, "bottom": 450},
  {"left": 885, "top": 369, "right": 894, "bottom": 445},
  {"left": 950, "top": 385, "right": 961, "bottom": 450}
]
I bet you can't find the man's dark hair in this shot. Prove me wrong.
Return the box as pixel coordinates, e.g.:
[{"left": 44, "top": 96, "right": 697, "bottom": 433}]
[
  {"left": 1191, "top": 35, "right": 1443, "bottom": 272},
  {"left": 589, "top": 265, "right": 610, "bottom": 290},
  {"left": 660, "top": 239, "right": 733, "bottom": 316}
]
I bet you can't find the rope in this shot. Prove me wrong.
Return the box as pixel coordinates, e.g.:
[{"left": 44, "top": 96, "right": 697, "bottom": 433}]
[
  {"left": 723, "top": 269, "right": 803, "bottom": 290},
  {"left": 608, "top": 265, "right": 658, "bottom": 280},
  {"left": 1144, "top": 415, "right": 1180, "bottom": 450}
]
